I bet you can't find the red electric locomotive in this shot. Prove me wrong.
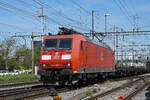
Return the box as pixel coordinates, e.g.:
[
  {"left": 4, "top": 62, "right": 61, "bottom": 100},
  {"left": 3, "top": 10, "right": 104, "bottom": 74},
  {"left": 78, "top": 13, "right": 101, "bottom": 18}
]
[{"left": 39, "top": 33, "right": 115, "bottom": 85}]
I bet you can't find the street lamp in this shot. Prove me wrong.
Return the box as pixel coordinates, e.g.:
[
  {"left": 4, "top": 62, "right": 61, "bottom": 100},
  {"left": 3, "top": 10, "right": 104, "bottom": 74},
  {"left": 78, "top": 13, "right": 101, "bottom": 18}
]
[{"left": 104, "top": 14, "right": 110, "bottom": 33}]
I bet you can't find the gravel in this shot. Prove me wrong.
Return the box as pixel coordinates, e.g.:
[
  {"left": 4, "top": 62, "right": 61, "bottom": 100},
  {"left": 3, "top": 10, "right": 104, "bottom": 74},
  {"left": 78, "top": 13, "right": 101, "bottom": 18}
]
[
  {"left": 97, "top": 79, "right": 146, "bottom": 100},
  {"left": 131, "top": 81, "right": 150, "bottom": 100},
  {"left": 35, "top": 75, "right": 150, "bottom": 100},
  {"left": 34, "top": 80, "right": 128, "bottom": 100}
]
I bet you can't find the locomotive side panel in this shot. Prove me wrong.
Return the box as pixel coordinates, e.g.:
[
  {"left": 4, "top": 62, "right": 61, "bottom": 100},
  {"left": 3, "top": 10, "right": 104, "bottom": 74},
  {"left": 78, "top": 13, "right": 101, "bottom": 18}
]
[
  {"left": 85, "top": 42, "right": 114, "bottom": 68},
  {"left": 84, "top": 42, "right": 97, "bottom": 67},
  {"left": 77, "top": 41, "right": 115, "bottom": 73},
  {"left": 98, "top": 47, "right": 115, "bottom": 68}
]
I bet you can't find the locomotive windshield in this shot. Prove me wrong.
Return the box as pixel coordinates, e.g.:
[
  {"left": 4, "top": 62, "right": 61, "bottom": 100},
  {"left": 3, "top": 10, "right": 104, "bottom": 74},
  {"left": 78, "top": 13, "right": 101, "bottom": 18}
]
[
  {"left": 59, "top": 39, "right": 72, "bottom": 50},
  {"left": 44, "top": 38, "right": 73, "bottom": 50},
  {"left": 44, "top": 39, "right": 57, "bottom": 50}
]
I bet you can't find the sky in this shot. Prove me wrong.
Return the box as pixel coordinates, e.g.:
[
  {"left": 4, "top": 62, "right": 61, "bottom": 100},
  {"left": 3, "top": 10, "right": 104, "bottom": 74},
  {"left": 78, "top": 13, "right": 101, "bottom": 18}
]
[
  {"left": 0, "top": 0, "right": 150, "bottom": 34},
  {"left": 0, "top": 0, "right": 150, "bottom": 59}
]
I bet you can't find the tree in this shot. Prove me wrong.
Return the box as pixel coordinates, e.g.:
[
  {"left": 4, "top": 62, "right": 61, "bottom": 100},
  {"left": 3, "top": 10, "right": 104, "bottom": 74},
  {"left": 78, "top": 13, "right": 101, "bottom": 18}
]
[
  {"left": 1, "top": 38, "right": 16, "bottom": 70},
  {"left": 0, "top": 38, "right": 41, "bottom": 71},
  {"left": 15, "top": 44, "right": 41, "bottom": 70},
  {"left": 15, "top": 46, "right": 32, "bottom": 70},
  {"left": 0, "top": 56, "right": 5, "bottom": 70},
  {"left": 7, "top": 58, "right": 19, "bottom": 71},
  {"left": 0, "top": 44, "right": 5, "bottom": 69},
  {"left": 34, "top": 48, "right": 41, "bottom": 66}
]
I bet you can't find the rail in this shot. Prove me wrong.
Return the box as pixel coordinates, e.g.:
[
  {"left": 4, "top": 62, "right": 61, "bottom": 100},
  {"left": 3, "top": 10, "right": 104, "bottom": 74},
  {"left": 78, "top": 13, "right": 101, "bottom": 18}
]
[
  {"left": 0, "top": 81, "right": 41, "bottom": 89},
  {"left": 82, "top": 74, "right": 150, "bottom": 100},
  {"left": 123, "top": 82, "right": 150, "bottom": 100}
]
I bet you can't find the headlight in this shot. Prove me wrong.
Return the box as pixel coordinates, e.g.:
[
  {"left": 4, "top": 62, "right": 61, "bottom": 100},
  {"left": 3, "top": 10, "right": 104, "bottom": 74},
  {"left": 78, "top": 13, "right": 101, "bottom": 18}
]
[
  {"left": 42, "top": 55, "right": 51, "bottom": 60},
  {"left": 62, "top": 54, "right": 71, "bottom": 60},
  {"left": 64, "top": 63, "right": 71, "bottom": 67},
  {"left": 42, "top": 63, "right": 49, "bottom": 67}
]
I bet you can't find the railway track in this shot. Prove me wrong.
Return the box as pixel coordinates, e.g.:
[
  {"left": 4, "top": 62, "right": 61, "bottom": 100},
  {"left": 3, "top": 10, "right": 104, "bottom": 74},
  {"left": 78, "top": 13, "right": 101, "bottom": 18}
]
[
  {"left": 0, "top": 81, "right": 42, "bottom": 90},
  {"left": 123, "top": 81, "right": 150, "bottom": 100},
  {"left": 14, "top": 87, "right": 71, "bottom": 100},
  {"left": 82, "top": 74, "right": 150, "bottom": 100},
  {"left": 0, "top": 84, "right": 70, "bottom": 100},
  {"left": 1, "top": 74, "right": 150, "bottom": 100},
  {"left": 0, "top": 87, "right": 47, "bottom": 100}
]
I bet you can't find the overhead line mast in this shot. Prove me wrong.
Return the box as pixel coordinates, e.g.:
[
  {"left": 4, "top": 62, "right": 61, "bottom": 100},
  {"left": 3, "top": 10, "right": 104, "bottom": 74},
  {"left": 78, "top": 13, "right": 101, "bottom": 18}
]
[
  {"left": 38, "top": 8, "right": 46, "bottom": 34},
  {"left": 92, "top": 10, "right": 95, "bottom": 39}
]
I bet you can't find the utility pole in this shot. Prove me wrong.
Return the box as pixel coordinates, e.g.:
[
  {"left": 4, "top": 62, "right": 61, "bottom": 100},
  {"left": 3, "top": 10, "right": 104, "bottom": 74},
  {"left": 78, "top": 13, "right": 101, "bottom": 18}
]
[
  {"left": 104, "top": 14, "right": 110, "bottom": 34},
  {"left": 121, "top": 45, "right": 123, "bottom": 66},
  {"left": 116, "top": 27, "right": 119, "bottom": 63},
  {"left": 22, "top": 36, "right": 26, "bottom": 48},
  {"left": 38, "top": 8, "right": 46, "bottom": 34},
  {"left": 132, "top": 42, "right": 135, "bottom": 66},
  {"left": 92, "top": 10, "right": 95, "bottom": 39},
  {"left": 133, "top": 15, "right": 139, "bottom": 31},
  {"left": 31, "top": 32, "right": 34, "bottom": 74},
  {"left": 113, "top": 25, "right": 116, "bottom": 53}
]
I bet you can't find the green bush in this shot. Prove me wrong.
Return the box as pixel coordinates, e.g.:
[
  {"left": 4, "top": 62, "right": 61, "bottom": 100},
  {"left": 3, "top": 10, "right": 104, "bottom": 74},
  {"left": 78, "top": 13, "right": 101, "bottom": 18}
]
[
  {"left": 0, "top": 74, "right": 40, "bottom": 84},
  {"left": 86, "top": 90, "right": 92, "bottom": 96}
]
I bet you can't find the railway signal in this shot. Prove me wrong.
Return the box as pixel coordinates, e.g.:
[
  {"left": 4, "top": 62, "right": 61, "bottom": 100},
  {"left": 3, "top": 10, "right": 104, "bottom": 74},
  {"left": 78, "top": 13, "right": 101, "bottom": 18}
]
[{"left": 49, "top": 88, "right": 62, "bottom": 100}]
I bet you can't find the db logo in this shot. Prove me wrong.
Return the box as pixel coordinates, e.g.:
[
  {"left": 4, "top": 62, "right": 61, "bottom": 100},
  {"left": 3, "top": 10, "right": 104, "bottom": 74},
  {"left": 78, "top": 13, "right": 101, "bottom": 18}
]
[
  {"left": 53, "top": 52, "right": 59, "bottom": 60},
  {"left": 100, "top": 53, "right": 104, "bottom": 61}
]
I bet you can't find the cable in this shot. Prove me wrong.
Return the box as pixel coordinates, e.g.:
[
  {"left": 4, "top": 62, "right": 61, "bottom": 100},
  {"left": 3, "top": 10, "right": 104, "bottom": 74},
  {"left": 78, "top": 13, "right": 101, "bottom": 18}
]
[
  {"left": 32, "top": 0, "right": 90, "bottom": 31},
  {"left": 33, "top": 0, "right": 82, "bottom": 23},
  {"left": 71, "top": 0, "right": 91, "bottom": 15},
  {"left": 118, "top": 0, "right": 139, "bottom": 29},
  {"left": 0, "top": 1, "right": 35, "bottom": 18},
  {"left": 0, "top": 1, "right": 41, "bottom": 23},
  {"left": 15, "top": 0, "right": 39, "bottom": 9},
  {"left": 121, "top": 0, "right": 136, "bottom": 16},
  {"left": 118, "top": 0, "right": 131, "bottom": 18},
  {"left": 113, "top": 0, "right": 133, "bottom": 26},
  {"left": 0, "top": 22, "right": 31, "bottom": 31},
  {"left": 46, "top": 16, "right": 64, "bottom": 26},
  {"left": 1, "top": 0, "right": 90, "bottom": 32},
  {"left": 71, "top": 0, "right": 101, "bottom": 21},
  {"left": 0, "top": 6, "right": 39, "bottom": 26},
  {"left": 46, "top": 16, "right": 91, "bottom": 32},
  {"left": 134, "top": 17, "right": 150, "bottom": 29},
  {"left": 15, "top": 0, "right": 56, "bottom": 33},
  {"left": 56, "top": 0, "right": 91, "bottom": 27}
]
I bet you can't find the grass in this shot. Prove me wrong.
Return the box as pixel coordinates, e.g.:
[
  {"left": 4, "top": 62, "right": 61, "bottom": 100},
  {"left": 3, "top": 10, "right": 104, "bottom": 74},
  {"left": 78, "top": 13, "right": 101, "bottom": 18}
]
[{"left": 0, "top": 74, "right": 40, "bottom": 84}]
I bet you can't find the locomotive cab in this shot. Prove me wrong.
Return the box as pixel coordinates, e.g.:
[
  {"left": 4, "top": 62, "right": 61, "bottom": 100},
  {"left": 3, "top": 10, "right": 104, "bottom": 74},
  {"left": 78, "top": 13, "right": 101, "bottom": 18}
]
[{"left": 40, "top": 38, "right": 73, "bottom": 69}]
